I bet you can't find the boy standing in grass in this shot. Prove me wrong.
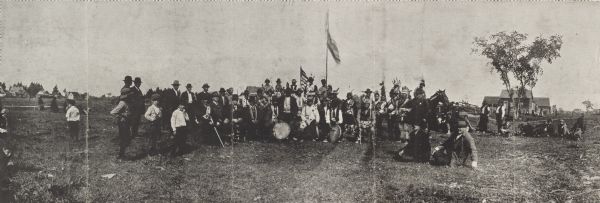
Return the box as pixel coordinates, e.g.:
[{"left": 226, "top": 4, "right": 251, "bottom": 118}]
[
  {"left": 170, "top": 103, "right": 189, "bottom": 157},
  {"left": 144, "top": 94, "right": 162, "bottom": 156},
  {"left": 65, "top": 99, "right": 80, "bottom": 140}
]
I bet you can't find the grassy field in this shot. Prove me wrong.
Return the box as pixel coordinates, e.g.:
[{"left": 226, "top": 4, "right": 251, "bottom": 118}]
[{"left": 2, "top": 97, "right": 600, "bottom": 202}]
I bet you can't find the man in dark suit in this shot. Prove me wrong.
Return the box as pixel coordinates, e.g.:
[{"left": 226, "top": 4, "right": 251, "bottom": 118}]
[
  {"left": 162, "top": 80, "right": 181, "bottom": 131},
  {"left": 198, "top": 83, "right": 212, "bottom": 104},
  {"left": 130, "top": 77, "right": 145, "bottom": 137},
  {"left": 218, "top": 88, "right": 230, "bottom": 107},
  {"left": 181, "top": 83, "right": 198, "bottom": 123},
  {"left": 278, "top": 89, "right": 298, "bottom": 123}
]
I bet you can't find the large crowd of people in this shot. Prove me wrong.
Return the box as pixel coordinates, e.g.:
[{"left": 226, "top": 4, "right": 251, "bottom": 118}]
[{"left": 108, "top": 75, "right": 481, "bottom": 169}]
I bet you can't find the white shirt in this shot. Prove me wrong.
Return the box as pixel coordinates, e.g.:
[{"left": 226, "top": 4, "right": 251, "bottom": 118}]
[
  {"left": 144, "top": 104, "right": 162, "bottom": 122},
  {"left": 171, "top": 109, "right": 189, "bottom": 129},
  {"left": 66, "top": 106, "right": 80, "bottom": 122},
  {"left": 325, "top": 107, "right": 343, "bottom": 124},
  {"left": 187, "top": 91, "right": 194, "bottom": 104},
  {"left": 283, "top": 97, "right": 291, "bottom": 113}
]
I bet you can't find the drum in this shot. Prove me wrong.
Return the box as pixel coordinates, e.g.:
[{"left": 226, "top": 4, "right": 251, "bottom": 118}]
[
  {"left": 328, "top": 124, "right": 342, "bottom": 143},
  {"left": 272, "top": 121, "right": 291, "bottom": 140}
]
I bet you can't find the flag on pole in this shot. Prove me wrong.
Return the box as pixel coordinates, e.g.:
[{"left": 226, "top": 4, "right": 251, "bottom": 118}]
[
  {"left": 300, "top": 67, "right": 309, "bottom": 88},
  {"left": 327, "top": 30, "right": 341, "bottom": 64}
]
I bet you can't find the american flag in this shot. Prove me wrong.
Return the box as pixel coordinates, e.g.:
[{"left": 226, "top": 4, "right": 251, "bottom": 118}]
[{"left": 300, "top": 67, "right": 308, "bottom": 89}]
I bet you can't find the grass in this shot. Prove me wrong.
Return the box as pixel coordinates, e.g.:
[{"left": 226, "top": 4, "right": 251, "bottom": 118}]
[{"left": 2, "top": 97, "right": 600, "bottom": 202}]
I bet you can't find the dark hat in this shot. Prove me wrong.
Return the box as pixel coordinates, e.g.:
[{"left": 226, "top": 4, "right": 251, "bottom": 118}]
[
  {"left": 276, "top": 78, "right": 281, "bottom": 83},
  {"left": 364, "top": 88, "right": 373, "bottom": 94},
  {"left": 292, "top": 79, "right": 297, "bottom": 83},
  {"left": 151, "top": 93, "right": 160, "bottom": 101},
  {"left": 172, "top": 80, "right": 180, "bottom": 86},
  {"left": 243, "top": 90, "right": 250, "bottom": 95},
  {"left": 123, "top": 76, "right": 132, "bottom": 82},
  {"left": 307, "top": 77, "right": 314, "bottom": 82},
  {"left": 265, "top": 78, "right": 271, "bottom": 83},
  {"left": 202, "top": 83, "right": 210, "bottom": 88},
  {"left": 347, "top": 92, "right": 353, "bottom": 97},
  {"left": 219, "top": 88, "right": 226, "bottom": 93},
  {"left": 134, "top": 77, "right": 142, "bottom": 83},
  {"left": 186, "top": 83, "right": 192, "bottom": 88},
  {"left": 321, "top": 79, "right": 327, "bottom": 83},
  {"left": 232, "top": 94, "right": 239, "bottom": 100}
]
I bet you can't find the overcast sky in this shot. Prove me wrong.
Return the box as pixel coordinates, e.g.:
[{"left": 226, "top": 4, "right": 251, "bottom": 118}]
[{"left": 3, "top": 2, "right": 600, "bottom": 110}]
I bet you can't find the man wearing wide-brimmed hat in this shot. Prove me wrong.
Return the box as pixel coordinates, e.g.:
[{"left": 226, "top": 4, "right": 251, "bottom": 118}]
[{"left": 121, "top": 76, "right": 133, "bottom": 97}]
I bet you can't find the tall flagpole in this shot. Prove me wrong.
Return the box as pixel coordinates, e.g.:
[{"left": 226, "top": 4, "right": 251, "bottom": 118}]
[{"left": 325, "top": 10, "right": 329, "bottom": 83}]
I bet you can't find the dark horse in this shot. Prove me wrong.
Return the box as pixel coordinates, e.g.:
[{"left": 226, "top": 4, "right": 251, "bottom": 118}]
[
  {"left": 404, "top": 90, "right": 450, "bottom": 132},
  {"left": 427, "top": 90, "right": 451, "bottom": 133}
]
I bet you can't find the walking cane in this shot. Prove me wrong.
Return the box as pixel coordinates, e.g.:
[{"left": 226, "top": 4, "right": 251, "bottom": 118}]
[{"left": 209, "top": 116, "right": 226, "bottom": 148}]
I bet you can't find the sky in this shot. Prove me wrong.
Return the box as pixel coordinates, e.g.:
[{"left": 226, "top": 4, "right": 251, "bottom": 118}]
[{"left": 2, "top": 2, "right": 600, "bottom": 110}]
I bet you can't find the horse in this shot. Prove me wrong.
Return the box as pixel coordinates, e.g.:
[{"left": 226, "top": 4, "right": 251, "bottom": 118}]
[{"left": 427, "top": 90, "right": 451, "bottom": 133}]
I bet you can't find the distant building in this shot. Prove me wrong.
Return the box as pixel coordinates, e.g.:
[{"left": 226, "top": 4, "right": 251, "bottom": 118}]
[{"left": 482, "top": 88, "right": 551, "bottom": 116}]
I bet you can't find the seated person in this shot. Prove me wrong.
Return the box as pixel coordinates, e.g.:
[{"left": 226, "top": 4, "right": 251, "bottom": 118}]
[
  {"left": 396, "top": 120, "right": 430, "bottom": 163},
  {"left": 431, "top": 118, "right": 478, "bottom": 169}
]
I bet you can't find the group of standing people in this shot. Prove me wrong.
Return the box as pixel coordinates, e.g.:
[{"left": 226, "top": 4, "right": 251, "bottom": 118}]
[{"left": 108, "top": 75, "right": 478, "bottom": 169}]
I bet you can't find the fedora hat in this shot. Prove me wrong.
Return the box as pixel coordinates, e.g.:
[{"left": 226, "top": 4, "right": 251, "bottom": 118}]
[
  {"left": 364, "top": 88, "right": 373, "bottom": 94},
  {"left": 172, "top": 80, "right": 180, "bottom": 86},
  {"left": 186, "top": 83, "right": 193, "bottom": 88},
  {"left": 134, "top": 77, "right": 142, "bottom": 83},
  {"left": 123, "top": 76, "right": 132, "bottom": 82},
  {"left": 202, "top": 83, "right": 210, "bottom": 88},
  {"left": 219, "top": 88, "right": 226, "bottom": 93}
]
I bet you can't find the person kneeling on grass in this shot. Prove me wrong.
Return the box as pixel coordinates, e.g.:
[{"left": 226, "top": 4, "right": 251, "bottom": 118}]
[
  {"left": 65, "top": 99, "right": 80, "bottom": 141},
  {"left": 431, "top": 119, "right": 479, "bottom": 170},
  {"left": 170, "top": 104, "right": 189, "bottom": 157},
  {"left": 396, "top": 120, "right": 430, "bottom": 163}
]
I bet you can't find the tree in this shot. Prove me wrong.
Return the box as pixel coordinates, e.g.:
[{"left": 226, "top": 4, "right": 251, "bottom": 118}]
[
  {"left": 582, "top": 100, "right": 594, "bottom": 112},
  {"left": 146, "top": 88, "right": 154, "bottom": 98},
  {"left": 0, "top": 82, "right": 6, "bottom": 91},
  {"left": 26, "top": 82, "right": 44, "bottom": 98},
  {"left": 52, "top": 85, "right": 61, "bottom": 97},
  {"left": 473, "top": 31, "right": 562, "bottom": 119}
]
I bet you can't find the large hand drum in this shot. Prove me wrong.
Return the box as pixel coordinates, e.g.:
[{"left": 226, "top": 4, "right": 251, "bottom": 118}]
[
  {"left": 272, "top": 121, "right": 291, "bottom": 140},
  {"left": 328, "top": 124, "right": 342, "bottom": 143}
]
